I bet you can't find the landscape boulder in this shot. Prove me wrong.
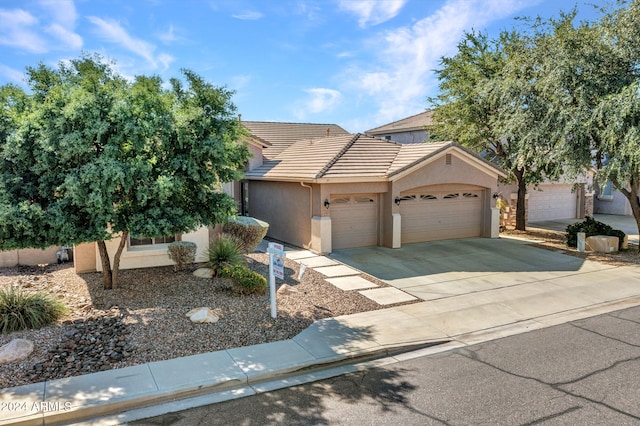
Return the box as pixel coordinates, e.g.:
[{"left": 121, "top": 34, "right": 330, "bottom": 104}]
[
  {"left": 193, "top": 268, "right": 214, "bottom": 278},
  {"left": 186, "top": 307, "right": 219, "bottom": 323},
  {"left": 0, "top": 339, "right": 34, "bottom": 364}
]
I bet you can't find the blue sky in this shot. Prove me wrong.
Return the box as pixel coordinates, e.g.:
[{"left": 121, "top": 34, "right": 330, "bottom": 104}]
[{"left": 0, "top": 0, "right": 603, "bottom": 132}]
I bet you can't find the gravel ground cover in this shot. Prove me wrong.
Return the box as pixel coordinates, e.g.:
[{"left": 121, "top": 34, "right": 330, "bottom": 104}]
[
  {"left": 0, "top": 252, "right": 403, "bottom": 389},
  {"left": 1, "top": 229, "right": 638, "bottom": 389}
]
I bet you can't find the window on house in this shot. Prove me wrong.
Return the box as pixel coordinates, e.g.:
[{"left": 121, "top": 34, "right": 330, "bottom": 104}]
[
  {"left": 130, "top": 235, "right": 176, "bottom": 247},
  {"left": 384, "top": 135, "right": 391, "bottom": 140}
]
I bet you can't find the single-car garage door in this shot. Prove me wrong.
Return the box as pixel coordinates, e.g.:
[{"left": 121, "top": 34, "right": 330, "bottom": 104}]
[
  {"left": 331, "top": 194, "right": 378, "bottom": 249},
  {"left": 400, "top": 188, "right": 484, "bottom": 243},
  {"left": 528, "top": 184, "right": 577, "bottom": 222}
]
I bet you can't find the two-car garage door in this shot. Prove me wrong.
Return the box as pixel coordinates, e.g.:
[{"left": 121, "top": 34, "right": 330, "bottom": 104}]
[
  {"left": 400, "top": 188, "right": 484, "bottom": 244},
  {"left": 527, "top": 184, "right": 578, "bottom": 222},
  {"left": 330, "top": 188, "right": 485, "bottom": 249}
]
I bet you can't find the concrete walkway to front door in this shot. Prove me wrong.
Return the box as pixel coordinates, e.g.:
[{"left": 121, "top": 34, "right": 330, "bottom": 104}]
[{"left": 330, "top": 238, "right": 617, "bottom": 302}]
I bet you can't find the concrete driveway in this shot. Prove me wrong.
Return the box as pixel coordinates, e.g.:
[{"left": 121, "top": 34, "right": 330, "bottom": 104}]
[
  {"left": 529, "top": 213, "right": 639, "bottom": 245},
  {"left": 330, "top": 238, "right": 616, "bottom": 301}
]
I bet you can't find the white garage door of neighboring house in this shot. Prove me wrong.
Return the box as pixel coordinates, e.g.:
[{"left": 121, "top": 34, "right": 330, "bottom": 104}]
[
  {"left": 528, "top": 184, "right": 577, "bottom": 222},
  {"left": 331, "top": 195, "right": 379, "bottom": 249},
  {"left": 400, "top": 189, "right": 484, "bottom": 244}
]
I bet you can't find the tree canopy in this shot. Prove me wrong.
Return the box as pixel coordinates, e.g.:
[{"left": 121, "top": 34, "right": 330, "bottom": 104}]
[
  {"left": 0, "top": 55, "right": 249, "bottom": 288},
  {"left": 429, "top": 1, "right": 640, "bottom": 237}
]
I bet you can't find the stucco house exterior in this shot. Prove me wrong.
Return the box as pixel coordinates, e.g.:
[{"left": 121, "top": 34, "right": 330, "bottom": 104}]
[
  {"left": 73, "top": 119, "right": 506, "bottom": 271},
  {"left": 365, "top": 111, "right": 594, "bottom": 225},
  {"left": 243, "top": 132, "right": 505, "bottom": 254}
]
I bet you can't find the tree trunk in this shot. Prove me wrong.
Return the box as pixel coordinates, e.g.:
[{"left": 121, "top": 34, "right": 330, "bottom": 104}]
[
  {"left": 514, "top": 167, "right": 527, "bottom": 231},
  {"left": 111, "top": 231, "right": 129, "bottom": 289},
  {"left": 97, "top": 240, "right": 113, "bottom": 290},
  {"left": 619, "top": 178, "right": 640, "bottom": 253}
]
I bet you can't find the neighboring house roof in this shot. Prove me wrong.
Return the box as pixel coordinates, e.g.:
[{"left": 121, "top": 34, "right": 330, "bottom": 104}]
[
  {"left": 244, "top": 133, "right": 506, "bottom": 182},
  {"left": 365, "top": 110, "right": 433, "bottom": 136},
  {"left": 241, "top": 121, "right": 350, "bottom": 160}
]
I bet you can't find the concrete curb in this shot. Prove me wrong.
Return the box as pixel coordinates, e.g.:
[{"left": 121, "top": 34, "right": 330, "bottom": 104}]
[{"left": 1, "top": 340, "right": 445, "bottom": 426}]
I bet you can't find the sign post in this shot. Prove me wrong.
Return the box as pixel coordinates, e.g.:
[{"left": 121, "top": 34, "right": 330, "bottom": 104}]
[{"left": 267, "top": 242, "right": 285, "bottom": 319}]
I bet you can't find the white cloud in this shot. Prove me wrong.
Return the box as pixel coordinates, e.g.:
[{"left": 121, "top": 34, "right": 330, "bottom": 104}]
[
  {"left": 39, "top": 0, "right": 83, "bottom": 50},
  {"left": 294, "top": 88, "right": 342, "bottom": 119},
  {"left": 88, "top": 16, "right": 172, "bottom": 70},
  {"left": 341, "top": 0, "right": 534, "bottom": 126},
  {"left": 337, "top": 0, "right": 407, "bottom": 28},
  {"left": 0, "top": 64, "right": 25, "bottom": 84},
  {"left": 158, "top": 25, "right": 178, "bottom": 43},
  {"left": 0, "top": 9, "right": 47, "bottom": 53},
  {"left": 232, "top": 11, "right": 264, "bottom": 20}
]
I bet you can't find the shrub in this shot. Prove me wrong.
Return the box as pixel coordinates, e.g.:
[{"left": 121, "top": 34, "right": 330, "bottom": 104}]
[
  {"left": 0, "top": 288, "right": 68, "bottom": 334},
  {"left": 220, "top": 264, "right": 267, "bottom": 295},
  {"left": 167, "top": 241, "right": 197, "bottom": 271},
  {"left": 207, "top": 234, "right": 245, "bottom": 276},
  {"left": 566, "top": 216, "right": 626, "bottom": 248},
  {"left": 223, "top": 217, "right": 269, "bottom": 254}
]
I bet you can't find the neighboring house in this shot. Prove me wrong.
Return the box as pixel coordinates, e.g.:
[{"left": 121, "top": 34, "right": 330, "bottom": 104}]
[
  {"left": 594, "top": 181, "right": 633, "bottom": 216},
  {"left": 244, "top": 133, "right": 505, "bottom": 254},
  {"left": 365, "top": 111, "right": 433, "bottom": 143},
  {"left": 365, "top": 112, "right": 594, "bottom": 225}
]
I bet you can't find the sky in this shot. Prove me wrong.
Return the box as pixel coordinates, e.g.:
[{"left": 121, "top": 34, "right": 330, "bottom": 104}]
[{"left": 0, "top": 0, "right": 605, "bottom": 133}]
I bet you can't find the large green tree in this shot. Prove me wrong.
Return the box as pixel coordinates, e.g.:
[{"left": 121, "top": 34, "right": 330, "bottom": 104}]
[
  {"left": 0, "top": 55, "right": 249, "bottom": 288},
  {"left": 427, "top": 29, "right": 560, "bottom": 231},
  {"left": 524, "top": 3, "right": 640, "bottom": 241}
]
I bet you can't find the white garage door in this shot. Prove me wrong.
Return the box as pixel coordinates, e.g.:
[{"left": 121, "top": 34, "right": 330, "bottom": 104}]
[
  {"left": 528, "top": 184, "right": 577, "bottom": 222},
  {"left": 331, "top": 195, "right": 378, "bottom": 249},
  {"left": 400, "top": 189, "right": 483, "bottom": 244}
]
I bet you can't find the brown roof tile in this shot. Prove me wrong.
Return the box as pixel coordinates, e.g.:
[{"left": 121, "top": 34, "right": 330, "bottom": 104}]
[{"left": 241, "top": 121, "right": 350, "bottom": 160}]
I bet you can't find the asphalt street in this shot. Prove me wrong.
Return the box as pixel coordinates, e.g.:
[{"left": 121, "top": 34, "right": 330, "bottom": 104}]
[{"left": 129, "top": 305, "right": 640, "bottom": 426}]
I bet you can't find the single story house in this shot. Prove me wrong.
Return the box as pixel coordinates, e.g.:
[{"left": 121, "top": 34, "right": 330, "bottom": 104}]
[
  {"left": 244, "top": 133, "right": 505, "bottom": 254},
  {"left": 594, "top": 181, "right": 634, "bottom": 216},
  {"left": 365, "top": 111, "right": 594, "bottom": 225},
  {"left": 73, "top": 119, "right": 506, "bottom": 271}
]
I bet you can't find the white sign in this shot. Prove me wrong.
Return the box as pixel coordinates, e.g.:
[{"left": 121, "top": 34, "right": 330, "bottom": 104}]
[
  {"left": 267, "top": 242, "right": 286, "bottom": 319},
  {"left": 268, "top": 242, "right": 285, "bottom": 280}
]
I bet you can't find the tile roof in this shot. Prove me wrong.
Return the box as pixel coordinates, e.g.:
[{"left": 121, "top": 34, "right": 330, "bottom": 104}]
[
  {"left": 365, "top": 110, "right": 434, "bottom": 135},
  {"left": 244, "top": 134, "right": 502, "bottom": 181},
  {"left": 241, "top": 121, "right": 350, "bottom": 160}
]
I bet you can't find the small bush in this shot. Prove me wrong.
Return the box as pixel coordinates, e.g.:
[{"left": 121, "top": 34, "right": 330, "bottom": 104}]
[
  {"left": 566, "top": 216, "right": 626, "bottom": 248},
  {"left": 223, "top": 217, "right": 269, "bottom": 254},
  {"left": 167, "top": 241, "right": 197, "bottom": 271},
  {"left": 0, "top": 288, "right": 68, "bottom": 334},
  {"left": 220, "top": 264, "right": 267, "bottom": 295},
  {"left": 207, "top": 234, "right": 245, "bottom": 276}
]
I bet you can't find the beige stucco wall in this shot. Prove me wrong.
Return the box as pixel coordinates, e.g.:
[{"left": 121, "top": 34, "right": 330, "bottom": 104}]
[
  {"left": 248, "top": 180, "right": 312, "bottom": 248},
  {"left": 74, "top": 227, "right": 209, "bottom": 273},
  {"left": 0, "top": 246, "right": 61, "bottom": 267},
  {"left": 391, "top": 153, "right": 499, "bottom": 242}
]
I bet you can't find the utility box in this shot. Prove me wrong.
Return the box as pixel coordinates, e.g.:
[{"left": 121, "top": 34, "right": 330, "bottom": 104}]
[{"left": 585, "top": 235, "right": 619, "bottom": 253}]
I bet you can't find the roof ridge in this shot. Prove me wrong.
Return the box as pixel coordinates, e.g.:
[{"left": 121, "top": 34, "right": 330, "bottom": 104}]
[{"left": 316, "top": 133, "right": 361, "bottom": 178}]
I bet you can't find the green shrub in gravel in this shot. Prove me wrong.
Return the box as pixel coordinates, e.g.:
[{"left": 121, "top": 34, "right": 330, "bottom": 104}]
[
  {"left": 219, "top": 264, "right": 267, "bottom": 295},
  {"left": 566, "top": 216, "right": 626, "bottom": 248},
  {"left": 167, "top": 241, "right": 197, "bottom": 271},
  {"left": 222, "top": 217, "right": 269, "bottom": 253},
  {"left": 207, "top": 234, "right": 245, "bottom": 276},
  {"left": 0, "top": 287, "right": 68, "bottom": 333}
]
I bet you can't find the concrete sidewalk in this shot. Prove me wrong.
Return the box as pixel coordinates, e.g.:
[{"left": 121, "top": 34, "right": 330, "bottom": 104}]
[{"left": 4, "top": 242, "right": 640, "bottom": 425}]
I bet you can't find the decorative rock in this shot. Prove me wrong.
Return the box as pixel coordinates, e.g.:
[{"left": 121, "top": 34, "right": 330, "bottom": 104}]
[
  {"left": 277, "top": 284, "right": 299, "bottom": 295},
  {"left": 186, "top": 307, "right": 220, "bottom": 323},
  {"left": 193, "top": 268, "right": 214, "bottom": 278},
  {"left": 0, "top": 339, "right": 34, "bottom": 364}
]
